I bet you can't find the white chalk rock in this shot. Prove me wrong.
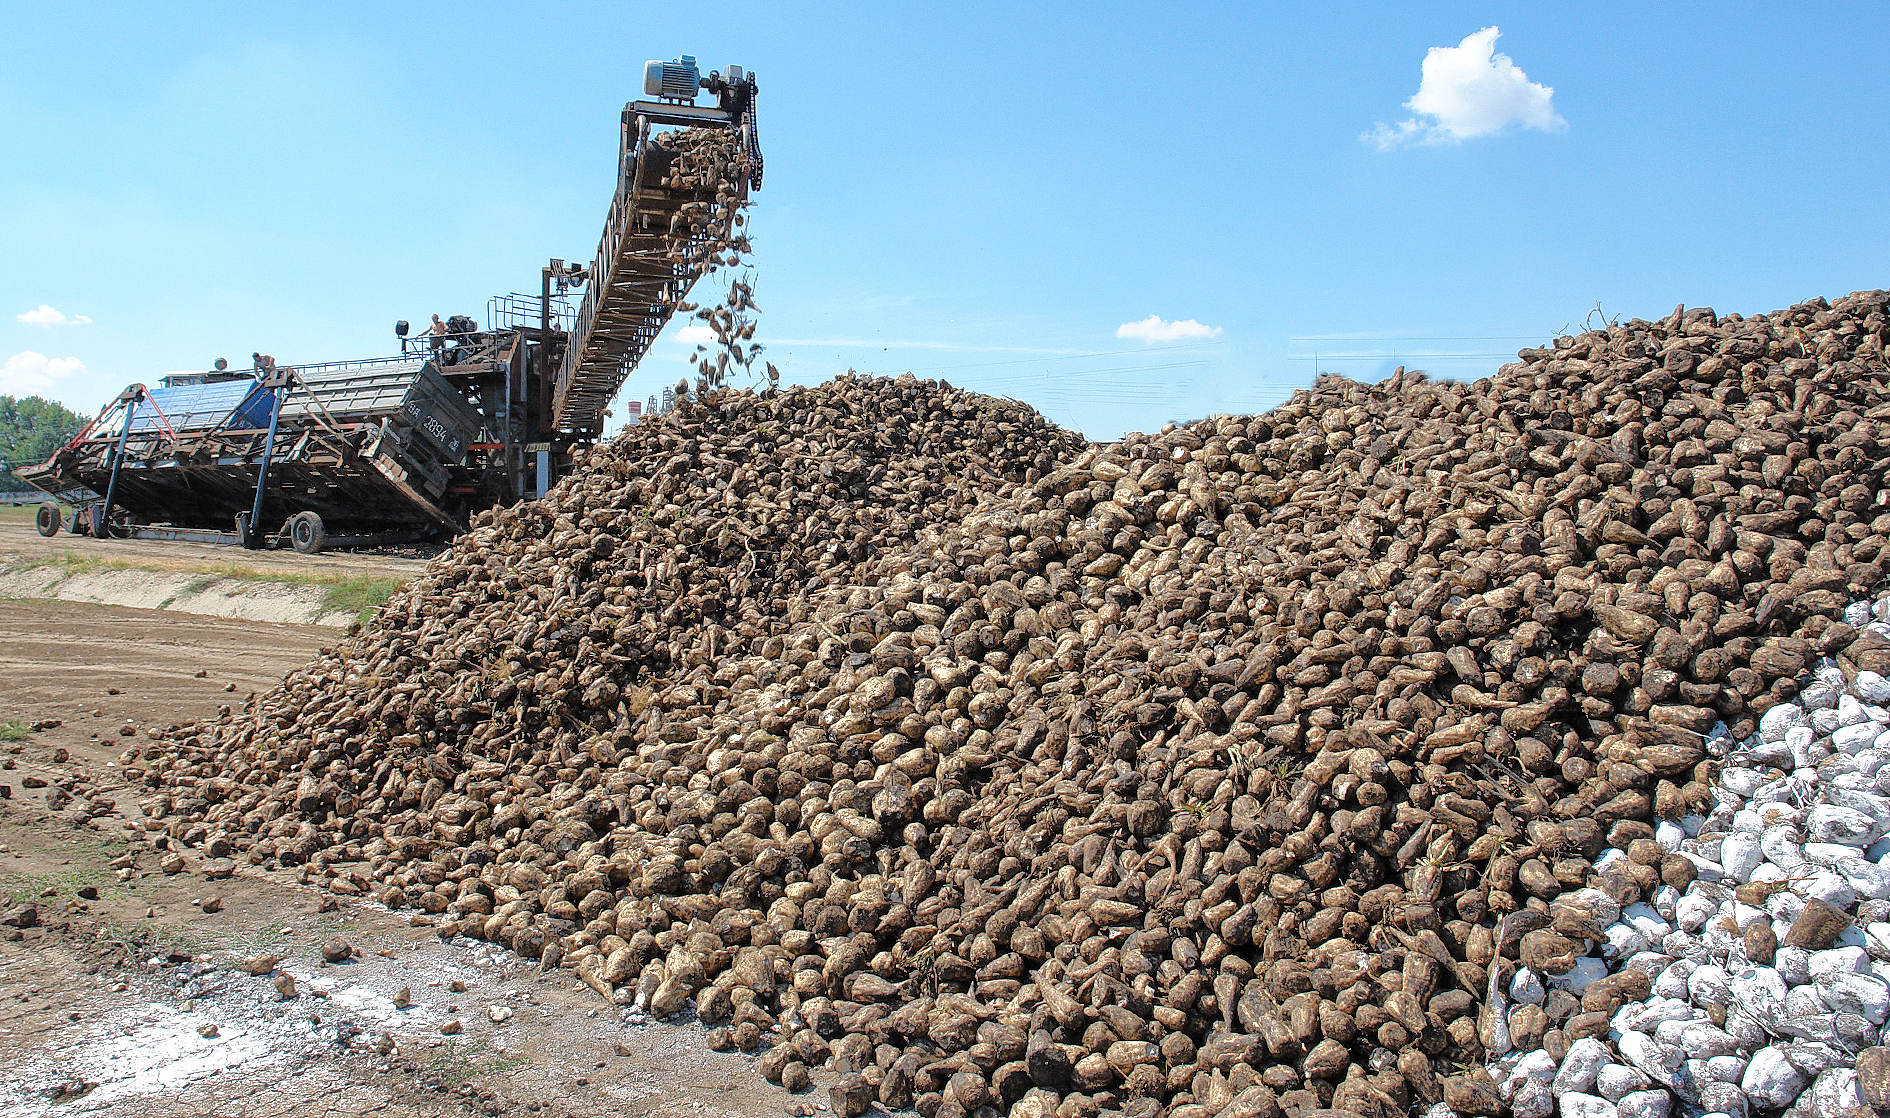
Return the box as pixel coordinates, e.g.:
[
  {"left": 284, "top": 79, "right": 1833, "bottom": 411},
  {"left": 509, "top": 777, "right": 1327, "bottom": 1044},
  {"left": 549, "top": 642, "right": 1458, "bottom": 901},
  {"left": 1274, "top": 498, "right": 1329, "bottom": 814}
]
[
  {"left": 1807, "top": 946, "right": 1869, "bottom": 981},
  {"left": 1616, "top": 1030, "right": 1685, "bottom": 1092},
  {"left": 1831, "top": 786, "right": 1890, "bottom": 829},
  {"left": 1677, "top": 1021, "right": 1741, "bottom": 1059},
  {"left": 1855, "top": 671, "right": 1890, "bottom": 704},
  {"left": 1806, "top": 1067, "right": 1863, "bottom": 1118},
  {"left": 1788, "top": 726, "right": 1820, "bottom": 768},
  {"left": 1833, "top": 723, "right": 1881, "bottom": 753},
  {"left": 1624, "top": 902, "right": 1673, "bottom": 937},
  {"left": 1696, "top": 1082, "right": 1749, "bottom": 1118},
  {"left": 1726, "top": 1010, "right": 1770, "bottom": 1052},
  {"left": 1835, "top": 857, "right": 1890, "bottom": 901},
  {"left": 1676, "top": 892, "right": 1717, "bottom": 933},
  {"left": 1624, "top": 951, "right": 1677, "bottom": 979},
  {"left": 1740, "top": 1046, "right": 1808, "bottom": 1109},
  {"left": 1730, "top": 966, "right": 1789, "bottom": 1027},
  {"left": 1553, "top": 956, "right": 1611, "bottom": 995},
  {"left": 1784, "top": 984, "right": 1831, "bottom": 1021},
  {"left": 1721, "top": 769, "right": 1768, "bottom": 798},
  {"left": 1511, "top": 966, "right": 1546, "bottom": 1005},
  {"left": 1702, "top": 1055, "right": 1748, "bottom": 1084},
  {"left": 1802, "top": 842, "right": 1857, "bottom": 867},
  {"left": 1500, "top": 1050, "right": 1559, "bottom": 1101},
  {"left": 1514, "top": 1075, "right": 1555, "bottom": 1118},
  {"left": 1815, "top": 970, "right": 1890, "bottom": 1024},
  {"left": 1808, "top": 805, "right": 1878, "bottom": 846},
  {"left": 1603, "top": 923, "right": 1651, "bottom": 960},
  {"left": 1865, "top": 922, "right": 1890, "bottom": 962},
  {"left": 1678, "top": 852, "right": 1726, "bottom": 883},
  {"left": 1792, "top": 869, "right": 1857, "bottom": 910},
  {"left": 1559, "top": 1091, "right": 1619, "bottom": 1118},
  {"left": 1614, "top": 1090, "right": 1670, "bottom": 1118},
  {"left": 1781, "top": 1040, "right": 1850, "bottom": 1078},
  {"left": 1688, "top": 963, "right": 1733, "bottom": 1006},
  {"left": 1721, "top": 833, "right": 1765, "bottom": 882},
  {"left": 1761, "top": 827, "right": 1808, "bottom": 870},
  {"left": 1616, "top": 997, "right": 1695, "bottom": 1035},
  {"left": 1762, "top": 704, "right": 1809, "bottom": 743},
  {"left": 1767, "top": 888, "right": 1808, "bottom": 926},
  {"left": 1652, "top": 961, "right": 1693, "bottom": 1000},
  {"left": 1595, "top": 1065, "right": 1649, "bottom": 1102},
  {"left": 1554, "top": 1038, "right": 1611, "bottom": 1097},
  {"left": 1774, "top": 946, "right": 1812, "bottom": 986}
]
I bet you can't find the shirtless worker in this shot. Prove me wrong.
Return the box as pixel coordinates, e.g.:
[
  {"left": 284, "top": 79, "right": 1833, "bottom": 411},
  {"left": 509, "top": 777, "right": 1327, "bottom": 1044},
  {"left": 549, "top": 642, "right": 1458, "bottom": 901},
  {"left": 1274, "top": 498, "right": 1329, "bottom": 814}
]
[{"left": 424, "top": 313, "right": 448, "bottom": 358}]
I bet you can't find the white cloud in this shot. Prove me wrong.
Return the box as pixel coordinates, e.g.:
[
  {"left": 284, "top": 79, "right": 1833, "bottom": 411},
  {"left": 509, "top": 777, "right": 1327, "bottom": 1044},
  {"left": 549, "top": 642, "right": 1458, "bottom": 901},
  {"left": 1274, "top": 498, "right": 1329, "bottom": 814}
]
[
  {"left": 16, "top": 304, "right": 92, "bottom": 328},
  {"left": 675, "top": 324, "right": 716, "bottom": 345},
  {"left": 1, "top": 351, "right": 86, "bottom": 394},
  {"left": 1116, "top": 315, "right": 1223, "bottom": 343},
  {"left": 1366, "top": 27, "right": 1565, "bottom": 150}
]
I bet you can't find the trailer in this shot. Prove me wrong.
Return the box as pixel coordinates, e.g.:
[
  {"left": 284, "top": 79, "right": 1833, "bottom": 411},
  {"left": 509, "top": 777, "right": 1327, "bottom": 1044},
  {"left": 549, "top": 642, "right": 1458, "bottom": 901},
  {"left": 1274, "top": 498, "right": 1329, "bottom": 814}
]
[
  {"left": 19, "top": 56, "right": 761, "bottom": 553},
  {"left": 22, "top": 358, "right": 485, "bottom": 551}
]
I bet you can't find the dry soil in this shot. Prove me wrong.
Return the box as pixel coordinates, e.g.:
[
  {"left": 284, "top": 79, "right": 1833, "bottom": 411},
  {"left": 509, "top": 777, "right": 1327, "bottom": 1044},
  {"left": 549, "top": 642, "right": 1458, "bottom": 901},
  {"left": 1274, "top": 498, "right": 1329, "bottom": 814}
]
[{"left": 0, "top": 600, "right": 787, "bottom": 1118}]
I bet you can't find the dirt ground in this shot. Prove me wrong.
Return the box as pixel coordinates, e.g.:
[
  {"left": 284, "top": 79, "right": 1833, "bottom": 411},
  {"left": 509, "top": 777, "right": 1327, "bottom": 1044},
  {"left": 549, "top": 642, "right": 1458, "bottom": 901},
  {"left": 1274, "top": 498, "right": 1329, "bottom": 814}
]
[
  {"left": 0, "top": 601, "right": 789, "bottom": 1118},
  {"left": 0, "top": 507, "right": 434, "bottom": 579}
]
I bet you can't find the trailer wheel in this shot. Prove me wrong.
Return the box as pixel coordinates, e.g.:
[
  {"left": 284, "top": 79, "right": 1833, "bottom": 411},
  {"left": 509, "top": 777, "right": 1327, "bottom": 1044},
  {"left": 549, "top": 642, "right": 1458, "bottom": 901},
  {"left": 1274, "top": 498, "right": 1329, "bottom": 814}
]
[
  {"left": 289, "top": 511, "right": 326, "bottom": 554},
  {"left": 35, "top": 503, "right": 60, "bottom": 537},
  {"left": 235, "top": 512, "right": 256, "bottom": 549}
]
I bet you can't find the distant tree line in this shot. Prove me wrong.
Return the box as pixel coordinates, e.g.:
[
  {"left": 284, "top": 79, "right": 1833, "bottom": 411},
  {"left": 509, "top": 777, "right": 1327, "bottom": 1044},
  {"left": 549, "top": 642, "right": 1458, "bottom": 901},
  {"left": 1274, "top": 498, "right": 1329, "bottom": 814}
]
[{"left": 0, "top": 395, "right": 83, "bottom": 491}]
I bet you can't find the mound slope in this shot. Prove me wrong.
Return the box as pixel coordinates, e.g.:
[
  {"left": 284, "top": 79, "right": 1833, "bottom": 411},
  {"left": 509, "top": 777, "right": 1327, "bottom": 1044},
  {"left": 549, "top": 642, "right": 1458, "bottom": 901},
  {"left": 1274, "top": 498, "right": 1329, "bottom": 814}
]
[{"left": 136, "top": 292, "right": 1890, "bottom": 1118}]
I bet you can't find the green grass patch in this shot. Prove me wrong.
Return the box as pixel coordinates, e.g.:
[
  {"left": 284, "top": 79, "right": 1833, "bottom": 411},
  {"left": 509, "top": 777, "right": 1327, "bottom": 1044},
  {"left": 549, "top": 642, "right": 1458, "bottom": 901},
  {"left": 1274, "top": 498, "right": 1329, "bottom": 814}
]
[
  {"left": 88, "top": 913, "right": 223, "bottom": 959},
  {"left": 153, "top": 563, "right": 401, "bottom": 623},
  {"left": 8, "top": 550, "right": 148, "bottom": 576},
  {"left": 1, "top": 551, "right": 405, "bottom": 624},
  {"left": 0, "top": 720, "right": 29, "bottom": 742},
  {"left": 317, "top": 574, "right": 404, "bottom": 624},
  {"left": 180, "top": 573, "right": 220, "bottom": 596},
  {"left": 427, "top": 1039, "right": 529, "bottom": 1088},
  {"left": 1, "top": 866, "right": 110, "bottom": 907}
]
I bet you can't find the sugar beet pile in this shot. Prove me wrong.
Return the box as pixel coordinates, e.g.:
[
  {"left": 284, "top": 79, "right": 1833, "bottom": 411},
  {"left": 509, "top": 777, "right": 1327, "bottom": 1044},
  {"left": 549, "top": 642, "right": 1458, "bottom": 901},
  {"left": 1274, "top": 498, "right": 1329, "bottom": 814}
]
[{"left": 131, "top": 292, "right": 1890, "bottom": 1118}]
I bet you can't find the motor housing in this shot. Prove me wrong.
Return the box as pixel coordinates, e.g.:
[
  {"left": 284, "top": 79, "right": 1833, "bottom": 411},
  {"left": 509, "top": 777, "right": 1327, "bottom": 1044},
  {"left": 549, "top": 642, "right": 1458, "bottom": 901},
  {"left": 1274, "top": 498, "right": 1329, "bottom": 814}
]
[{"left": 643, "top": 56, "right": 700, "bottom": 101}]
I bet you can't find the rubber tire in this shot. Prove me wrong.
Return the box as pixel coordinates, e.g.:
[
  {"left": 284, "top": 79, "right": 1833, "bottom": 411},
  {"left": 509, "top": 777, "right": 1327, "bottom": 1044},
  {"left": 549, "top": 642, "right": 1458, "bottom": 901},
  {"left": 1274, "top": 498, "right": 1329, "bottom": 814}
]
[
  {"left": 289, "top": 511, "right": 326, "bottom": 554},
  {"left": 35, "top": 503, "right": 59, "bottom": 537},
  {"left": 90, "top": 507, "right": 115, "bottom": 539},
  {"left": 235, "top": 511, "right": 256, "bottom": 550}
]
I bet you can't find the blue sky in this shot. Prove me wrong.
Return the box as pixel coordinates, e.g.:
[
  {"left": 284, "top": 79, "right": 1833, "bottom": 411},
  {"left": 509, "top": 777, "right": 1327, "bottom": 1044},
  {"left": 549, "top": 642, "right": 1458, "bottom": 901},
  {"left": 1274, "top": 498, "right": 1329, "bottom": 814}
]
[{"left": 3, "top": 2, "right": 1887, "bottom": 441}]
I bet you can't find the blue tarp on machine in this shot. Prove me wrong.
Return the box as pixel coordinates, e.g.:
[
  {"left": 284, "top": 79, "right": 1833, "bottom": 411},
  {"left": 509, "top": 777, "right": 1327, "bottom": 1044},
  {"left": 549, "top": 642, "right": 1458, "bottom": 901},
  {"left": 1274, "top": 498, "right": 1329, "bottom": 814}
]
[{"left": 94, "top": 380, "right": 275, "bottom": 439}]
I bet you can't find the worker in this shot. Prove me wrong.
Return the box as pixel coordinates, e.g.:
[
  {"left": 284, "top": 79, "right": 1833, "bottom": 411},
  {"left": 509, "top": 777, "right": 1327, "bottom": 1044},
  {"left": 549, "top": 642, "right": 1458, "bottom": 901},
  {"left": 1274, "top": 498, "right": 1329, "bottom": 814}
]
[{"left": 424, "top": 314, "right": 448, "bottom": 358}]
